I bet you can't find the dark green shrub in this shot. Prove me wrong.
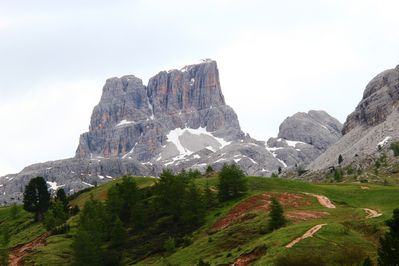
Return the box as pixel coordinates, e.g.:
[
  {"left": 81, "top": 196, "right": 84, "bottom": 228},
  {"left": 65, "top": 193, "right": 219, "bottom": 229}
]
[
  {"left": 391, "top": 142, "right": 399, "bottom": 156},
  {"left": 163, "top": 237, "right": 176, "bottom": 253}
]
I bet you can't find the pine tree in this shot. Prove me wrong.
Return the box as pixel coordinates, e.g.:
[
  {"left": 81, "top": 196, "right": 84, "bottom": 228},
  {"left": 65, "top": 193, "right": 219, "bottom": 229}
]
[
  {"left": 43, "top": 200, "right": 68, "bottom": 231},
  {"left": 378, "top": 208, "right": 399, "bottom": 265},
  {"left": 110, "top": 217, "right": 127, "bottom": 249},
  {"left": 55, "top": 188, "right": 68, "bottom": 211},
  {"left": 204, "top": 182, "right": 217, "bottom": 209},
  {"left": 206, "top": 165, "right": 214, "bottom": 174},
  {"left": 73, "top": 230, "right": 103, "bottom": 266},
  {"left": 268, "top": 198, "right": 286, "bottom": 231},
  {"left": 73, "top": 198, "right": 110, "bottom": 266},
  {"left": 218, "top": 164, "right": 247, "bottom": 201},
  {"left": 181, "top": 183, "right": 205, "bottom": 229},
  {"left": 106, "top": 176, "right": 139, "bottom": 225},
  {"left": 23, "top": 177, "right": 50, "bottom": 221}
]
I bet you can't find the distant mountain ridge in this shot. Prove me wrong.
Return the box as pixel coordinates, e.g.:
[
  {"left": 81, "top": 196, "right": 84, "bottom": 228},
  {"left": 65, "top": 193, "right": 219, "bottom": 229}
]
[
  {"left": 0, "top": 60, "right": 341, "bottom": 204},
  {"left": 267, "top": 110, "right": 342, "bottom": 168}
]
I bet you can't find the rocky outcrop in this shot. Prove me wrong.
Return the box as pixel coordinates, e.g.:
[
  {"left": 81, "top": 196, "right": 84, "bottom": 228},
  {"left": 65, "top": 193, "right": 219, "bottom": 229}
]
[
  {"left": 0, "top": 59, "right": 350, "bottom": 205},
  {"left": 0, "top": 60, "right": 286, "bottom": 204},
  {"left": 266, "top": 110, "right": 343, "bottom": 168},
  {"left": 310, "top": 65, "right": 399, "bottom": 170},
  {"left": 76, "top": 60, "right": 243, "bottom": 162},
  {"left": 343, "top": 66, "right": 399, "bottom": 134}
]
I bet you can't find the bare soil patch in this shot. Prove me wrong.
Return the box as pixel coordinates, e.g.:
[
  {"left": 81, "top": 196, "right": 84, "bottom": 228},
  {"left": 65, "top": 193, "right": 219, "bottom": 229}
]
[
  {"left": 232, "top": 245, "right": 267, "bottom": 266},
  {"left": 363, "top": 208, "right": 382, "bottom": 219},
  {"left": 286, "top": 224, "right": 326, "bottom": 248},
  {"left": 213, "top": 192, "right": 311, "bottom": 230},
  {"left": 9, "top": 232, "right": 49, "bottom": 266},
  {"left": 303, "top": 193, "right": 336, "bottom": 208}
]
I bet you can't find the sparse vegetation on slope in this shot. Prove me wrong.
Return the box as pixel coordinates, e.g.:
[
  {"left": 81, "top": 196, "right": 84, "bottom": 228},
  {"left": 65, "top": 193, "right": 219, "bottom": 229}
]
[{"left": 2, "top": 164, "right": 399, "bottom": 265}]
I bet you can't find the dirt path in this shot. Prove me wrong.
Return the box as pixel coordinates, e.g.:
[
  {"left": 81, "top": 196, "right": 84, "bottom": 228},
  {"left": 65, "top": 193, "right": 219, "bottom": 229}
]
[
  {"left": 9, "top": 232, "right": 49, "bottom": 266},
  {"left": 286, "top": 224, "right": 326, "bottom": 248},
  {"left": 303, "top": 193, "right": 336, "bottom": 209},
  {"left": 363, "top": 208, "right": 382, "bottom": 219}
]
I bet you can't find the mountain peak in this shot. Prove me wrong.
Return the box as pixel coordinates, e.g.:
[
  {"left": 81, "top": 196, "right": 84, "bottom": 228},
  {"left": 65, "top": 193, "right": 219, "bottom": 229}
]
[
  {"left": 76, "top": 60, "right": 240, "bottom": 160},
  {"left": 343, "top": 65, "right": 399, "bottom": 135}
]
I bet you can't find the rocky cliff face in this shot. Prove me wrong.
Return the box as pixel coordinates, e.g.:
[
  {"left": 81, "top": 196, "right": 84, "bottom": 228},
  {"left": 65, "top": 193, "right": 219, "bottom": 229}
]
[
  {"left": 343, "top": 66, "right": 399, "bottom": 134},
  {"left": 76, "top": 61, "right": 243, "bottom": 162},
  {"left": 0, "top": 60, "right": 347, "bottom": 205},
  {"left": 310, "top": 65, "right": 399, "bottom": 170},
  {"left": 0, "top": 60, "right": 285, "bottom": 204},
  {"left": 266, "top": 110, "right": 342, "bottom": 168}
]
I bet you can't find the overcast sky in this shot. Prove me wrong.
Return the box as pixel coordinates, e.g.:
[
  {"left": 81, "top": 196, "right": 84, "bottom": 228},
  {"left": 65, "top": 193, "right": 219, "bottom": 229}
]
[{"left": 1, "top": 0, "right": 399, "bottom": 176}]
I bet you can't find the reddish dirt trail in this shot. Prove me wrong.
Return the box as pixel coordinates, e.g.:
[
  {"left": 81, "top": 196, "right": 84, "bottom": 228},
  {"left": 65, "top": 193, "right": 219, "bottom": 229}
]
[
  {"left": 9, "top": 232, "right": 49, "bottom": 266},
  {"left": 303, "top": 193, "right": 336, "bottom": 209},
  {"left": 286, "top": 224, "right": 326, "bottom": 248},
  {"left": 232, "top": 246, "right": 267, "bottom": 266},
  {"left": 213, "top": 192, "right": 312, "bottom": 230},
  {"left": 363, "top": 208, "right": 382, "bottom": 219}
]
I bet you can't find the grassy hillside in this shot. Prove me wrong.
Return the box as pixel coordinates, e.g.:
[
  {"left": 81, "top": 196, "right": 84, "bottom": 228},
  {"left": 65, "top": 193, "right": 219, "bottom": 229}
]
[
  {"left": 136, "top": 177, "right": 399, "bottom": 265},
  {"left": 4, "top": 175, "right": 399, "bottom": 265}
]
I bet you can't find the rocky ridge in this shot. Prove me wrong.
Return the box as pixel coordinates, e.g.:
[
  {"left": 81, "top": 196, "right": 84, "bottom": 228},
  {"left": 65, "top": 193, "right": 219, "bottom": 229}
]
[
  {"left": 0, "top": 60, "right": 343, "bottom": 204},
  {"left": 266, "top": 110, "right": 343, "bottom": 169},
  {"left": 309, "top": 65, "right": 399, "bottom": 170}
]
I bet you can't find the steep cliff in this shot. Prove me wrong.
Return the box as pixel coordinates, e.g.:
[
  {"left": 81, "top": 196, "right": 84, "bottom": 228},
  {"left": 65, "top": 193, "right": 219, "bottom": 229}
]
[
  {"left": 0, "top": 60, "right": 284, "bottom": 204},
  {"left": 310, "top": 65, "right": 399, "bottom": 170}
]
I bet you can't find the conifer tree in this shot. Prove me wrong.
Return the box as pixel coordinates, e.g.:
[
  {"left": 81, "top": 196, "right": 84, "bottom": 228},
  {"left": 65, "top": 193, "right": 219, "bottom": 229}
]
[
  {"left": 110, "top": 217, "right": 127, "bottom": 249},
  {"left": 206, "top": 165, "right": 214, "bottom": 174},
  {"left": 268, "top": 198, "right": 286, "bottom": 231},
  {"left": 55, "top": 188, "right": 68, "bottom": 211},
  {"left": 107, "top": 176, "right": 139, "bottom": 225},
  {"left": 23, "top": 177, "right": 50, "bottom": 221},
  {"left": 378, "top": 208, "right": 399, "bottom": 265},
  {"left": 204, "top": 182, "right": 217, "bottom": 209},
  {"left": 73, "top": 198, "right": 110, "bottom": 266},
  {"left": 73, "top": 229, "right": 103, "bottom": 266},
  {"left": 218, "top": 164, "right": 247, "bottom": 201},
  {"left": 43, "top": 200, "right": 68, "bottom": 231}
]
